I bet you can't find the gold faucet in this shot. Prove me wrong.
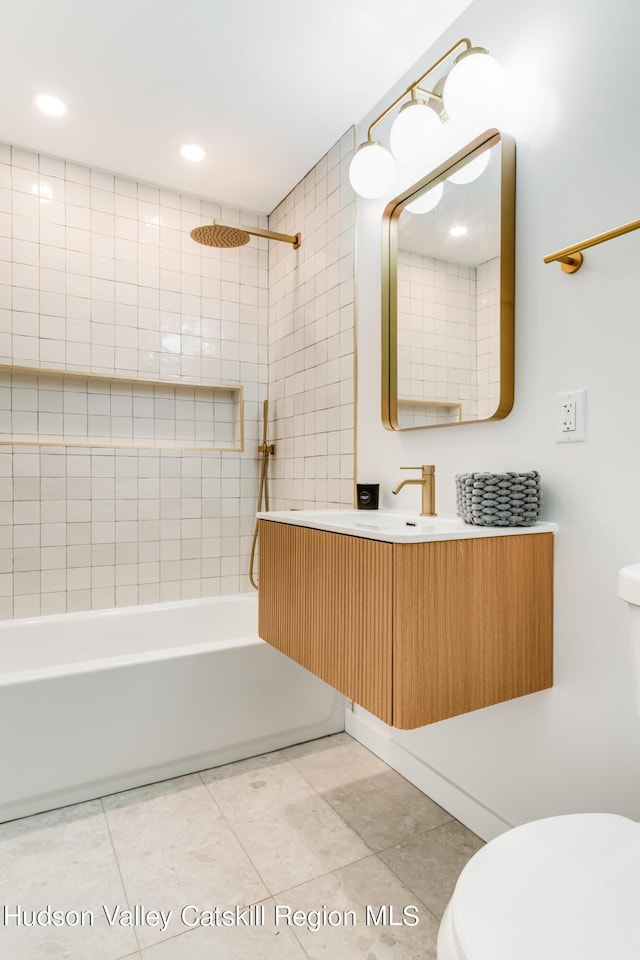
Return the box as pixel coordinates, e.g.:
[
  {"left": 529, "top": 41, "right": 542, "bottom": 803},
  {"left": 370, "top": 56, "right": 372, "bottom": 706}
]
[{"left": 392, "top": 465, "right": 436, "bottom": 516}]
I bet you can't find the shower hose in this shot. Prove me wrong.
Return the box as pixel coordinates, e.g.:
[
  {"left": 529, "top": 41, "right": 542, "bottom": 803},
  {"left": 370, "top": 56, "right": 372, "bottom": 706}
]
[{"left": 249, "top": 400, "right": 272, "bottom": 590}]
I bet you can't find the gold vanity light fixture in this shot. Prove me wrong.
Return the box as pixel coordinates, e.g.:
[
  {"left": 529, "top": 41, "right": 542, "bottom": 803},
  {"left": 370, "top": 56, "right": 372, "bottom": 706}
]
[
  {"left": 348, "top": 37, "right": 504, "bottom": 199},
  {"left": 190, "top": 220, "right": 301, "bottom": 249}
]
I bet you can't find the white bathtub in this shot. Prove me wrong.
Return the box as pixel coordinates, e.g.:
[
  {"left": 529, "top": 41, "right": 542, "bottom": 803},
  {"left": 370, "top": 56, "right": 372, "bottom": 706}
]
[{"left": 0, "top": 594, "right": 346, "bottom": 823}]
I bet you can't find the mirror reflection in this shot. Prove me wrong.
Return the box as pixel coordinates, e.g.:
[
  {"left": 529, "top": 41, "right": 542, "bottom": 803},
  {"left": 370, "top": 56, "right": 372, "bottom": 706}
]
[{"left": 382, "top": 130, "right": 514, "bottom": 430}]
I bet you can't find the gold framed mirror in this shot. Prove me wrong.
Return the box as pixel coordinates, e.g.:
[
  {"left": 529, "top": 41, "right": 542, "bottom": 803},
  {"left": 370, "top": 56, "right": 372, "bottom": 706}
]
[{"left": 382, "top": 129, "right": 515, "bottom": 430}]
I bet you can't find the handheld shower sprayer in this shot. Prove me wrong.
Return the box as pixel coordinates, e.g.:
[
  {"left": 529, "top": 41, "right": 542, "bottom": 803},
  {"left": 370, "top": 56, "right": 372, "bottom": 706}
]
[{"left": 249, "top": 400, "right": 274, "bottom": 590}]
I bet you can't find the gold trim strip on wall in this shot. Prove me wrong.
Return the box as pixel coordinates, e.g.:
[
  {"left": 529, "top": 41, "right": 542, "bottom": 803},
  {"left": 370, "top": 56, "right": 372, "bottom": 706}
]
[
  {"left": 544, "top": 217, "right": 640, "bottom": 274},
  {"left": 0, "top": 440, "right": 242, "bottom": 452},
  {"left": 0, "top": 362, "right": 240, "bottom": 392}
]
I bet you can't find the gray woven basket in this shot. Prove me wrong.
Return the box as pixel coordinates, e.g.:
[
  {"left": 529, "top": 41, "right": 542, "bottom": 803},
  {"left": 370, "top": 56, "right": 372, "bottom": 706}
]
[{"left": 455, "top": 471, "right": 542, "bottom": 527}]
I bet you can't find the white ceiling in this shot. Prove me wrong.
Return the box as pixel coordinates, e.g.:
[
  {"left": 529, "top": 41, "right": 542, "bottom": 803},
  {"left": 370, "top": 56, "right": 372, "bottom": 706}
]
[{"left": 0, "top": 0, "right": 473, "bottom": 213}]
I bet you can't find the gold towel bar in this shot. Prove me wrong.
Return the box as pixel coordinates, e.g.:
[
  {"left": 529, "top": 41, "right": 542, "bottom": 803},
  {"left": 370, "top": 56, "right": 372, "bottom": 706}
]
[{"left": 544, "top": 217, "right": 640, "bottom": 274}]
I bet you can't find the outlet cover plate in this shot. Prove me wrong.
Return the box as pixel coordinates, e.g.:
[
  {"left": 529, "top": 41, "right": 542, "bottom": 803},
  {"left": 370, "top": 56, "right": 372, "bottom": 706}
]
[{"left": 556, "top": 389, "right": 586, "bottom": 443}]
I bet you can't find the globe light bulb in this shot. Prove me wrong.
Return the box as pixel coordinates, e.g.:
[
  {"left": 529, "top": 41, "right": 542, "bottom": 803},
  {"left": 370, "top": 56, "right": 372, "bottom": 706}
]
[
  {"left": 405, "top": 182, "right": 444, "bottom": 214},
  {"left": 389, "top": 100, "right": 443, "bottom": 166},
  {"left": 348, "top": 142, "right": 396, "bottom": 199},
  {"left": 180, "top": 143, "right": 206, "bottom": 162},
  {"left": 33, "top": 93, "right": 67, "bottom": 117},
  {"left": 443, "top": 49, "right": 504, "bottom": 125},
  {"left": 447, "top": 151, "right": 490, "bottom": 185}
]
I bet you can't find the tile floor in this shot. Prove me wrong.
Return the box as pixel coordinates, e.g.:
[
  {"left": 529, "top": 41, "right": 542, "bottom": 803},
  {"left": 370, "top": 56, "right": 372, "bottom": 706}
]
[{"left": 0, "top": 732, "right": 483, "bottom": 960}]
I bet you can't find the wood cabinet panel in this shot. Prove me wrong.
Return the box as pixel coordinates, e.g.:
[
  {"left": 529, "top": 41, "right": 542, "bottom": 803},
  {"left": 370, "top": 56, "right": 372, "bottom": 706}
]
[
  {"left": 258, "top": 520, "right": 394, "bottom": 723},
  {"left": 258, "top": 521, "right": 553, "bottom": 730},
  {"left": 392, "top": 533, "right": 554, "bottom": 728}
]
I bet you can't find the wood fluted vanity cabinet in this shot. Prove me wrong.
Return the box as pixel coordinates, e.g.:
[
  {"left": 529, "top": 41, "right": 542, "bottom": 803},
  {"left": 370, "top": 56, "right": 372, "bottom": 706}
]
[{"left": 258, "top": 520, "right": 553, "bottom": 729}]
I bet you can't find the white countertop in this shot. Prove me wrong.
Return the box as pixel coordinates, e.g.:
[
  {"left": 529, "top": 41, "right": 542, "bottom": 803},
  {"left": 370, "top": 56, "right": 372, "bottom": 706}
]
[{"left": 257, "top": 509, "right": 557, "bottom": 544}]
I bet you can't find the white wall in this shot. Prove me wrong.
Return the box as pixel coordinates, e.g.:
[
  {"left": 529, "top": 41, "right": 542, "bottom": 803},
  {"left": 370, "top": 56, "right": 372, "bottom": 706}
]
[{"left": 353, "top": 0, "right": 640, "bottom": 835}]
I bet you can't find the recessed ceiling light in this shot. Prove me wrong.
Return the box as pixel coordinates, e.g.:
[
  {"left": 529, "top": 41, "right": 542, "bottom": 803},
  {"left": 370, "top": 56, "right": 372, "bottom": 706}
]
[
  {"left": 179, "top": 143, "right": 206, "bottom": 162},
  {"left": 33, "top": 93, "right": 67, "bottom": 117},
  {"left": 449, "top": 225, "right": 468, "bottom": 237}
]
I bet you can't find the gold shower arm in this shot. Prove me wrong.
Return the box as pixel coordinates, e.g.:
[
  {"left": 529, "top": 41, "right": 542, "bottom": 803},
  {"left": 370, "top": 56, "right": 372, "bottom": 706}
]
[
  {"left": 544, "top": 217, "right": 640, "bottom": 274},
  {"left": 215, "top": 220, "right": 301, "bottom": 249}
]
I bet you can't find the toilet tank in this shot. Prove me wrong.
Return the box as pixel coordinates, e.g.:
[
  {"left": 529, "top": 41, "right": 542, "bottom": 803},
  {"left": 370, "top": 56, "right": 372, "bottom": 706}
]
[{"left": 618, "top": 564, "right": 640, "bottom": 716}]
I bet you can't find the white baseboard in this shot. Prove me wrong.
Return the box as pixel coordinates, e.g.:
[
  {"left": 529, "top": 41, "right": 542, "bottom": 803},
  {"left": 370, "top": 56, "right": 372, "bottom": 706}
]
[{"left": 345, "top": 708, "right": 512, "bottom": 842}]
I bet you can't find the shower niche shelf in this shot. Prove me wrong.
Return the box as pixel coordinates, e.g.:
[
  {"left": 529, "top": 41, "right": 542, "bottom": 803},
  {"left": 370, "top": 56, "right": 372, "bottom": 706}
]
[
  {"left": 397, "top": 398, "right": 463, "bottom": 427},
  {"left": 0, "top": 364, "right": 244, "bottom": 451}
]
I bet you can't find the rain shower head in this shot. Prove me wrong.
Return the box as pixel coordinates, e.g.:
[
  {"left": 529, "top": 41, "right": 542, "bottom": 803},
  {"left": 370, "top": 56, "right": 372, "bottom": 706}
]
[{"left": 190, "top": 220, "right": 301, "bottom": 249}]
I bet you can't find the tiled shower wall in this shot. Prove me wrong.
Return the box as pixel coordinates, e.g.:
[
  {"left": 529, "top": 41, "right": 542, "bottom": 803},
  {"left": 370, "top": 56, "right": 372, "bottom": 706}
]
[
  {"left": 396, "top": 252, "right": 500, "bottom": 424},
  {"left": 0, "top": 141, "right": 269, "bottom": 619},
  {"left": 267, "top": 130, "right": 355, "bottom": 510},
  {"left": 476, "top": 257, "right": 500, "bottom": 421}
]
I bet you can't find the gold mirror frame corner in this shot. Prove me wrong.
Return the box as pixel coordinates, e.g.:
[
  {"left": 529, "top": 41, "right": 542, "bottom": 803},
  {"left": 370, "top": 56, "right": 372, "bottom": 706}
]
[{"left": 381, "top": 128, "right": 516, "bottom": 432}]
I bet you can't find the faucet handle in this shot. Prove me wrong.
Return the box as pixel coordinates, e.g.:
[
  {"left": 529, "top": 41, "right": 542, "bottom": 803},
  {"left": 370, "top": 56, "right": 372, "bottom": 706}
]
[
  {"left": 400, "top": 466, "right": 421, "bottom": 470},
  {"left": 400, "top": 465, "right": 435, "bottom": 474}
]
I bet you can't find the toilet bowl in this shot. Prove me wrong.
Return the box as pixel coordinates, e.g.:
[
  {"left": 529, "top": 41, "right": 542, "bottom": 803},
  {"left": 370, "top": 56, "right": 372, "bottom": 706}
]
[{"left": 437, "top": 563, "right": 640, "bottom": 960}]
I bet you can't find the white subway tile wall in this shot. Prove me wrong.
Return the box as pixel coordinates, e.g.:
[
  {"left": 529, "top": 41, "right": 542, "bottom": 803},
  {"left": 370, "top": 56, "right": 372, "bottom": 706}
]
[
  {"left": 267, "top": 130, "right": 355, "bottom": 509},
  {"left": 0, "top": 141, "right": 269, "bottom": 618},
  {"left": 396, "top": 252, "right": 500, "bottom": 423},
  {"left": 476, "top": 257, "right": 501, "bottom": 421}
]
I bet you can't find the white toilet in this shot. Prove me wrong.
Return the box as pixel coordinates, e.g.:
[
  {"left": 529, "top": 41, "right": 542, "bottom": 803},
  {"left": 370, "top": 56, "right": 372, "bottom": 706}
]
[{"left": 437, "top": 563, "right": 640, "bottom": 960}]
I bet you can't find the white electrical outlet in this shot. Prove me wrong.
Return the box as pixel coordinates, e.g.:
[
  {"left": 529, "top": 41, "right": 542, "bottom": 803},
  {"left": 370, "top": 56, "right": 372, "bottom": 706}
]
[
  {"left": 556, "top": 389, "right": 586, "bottom": 443},
  {"left": 561, "top": 398, "right": 576, "bottom": 432}
]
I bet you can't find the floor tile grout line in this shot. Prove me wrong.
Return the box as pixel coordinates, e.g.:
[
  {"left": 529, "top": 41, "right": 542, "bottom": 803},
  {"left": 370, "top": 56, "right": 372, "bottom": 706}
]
[
  {"left": 194, "top": 737, "right": 462, "bottom": 906},
  {"left": 373, "top": 848, "right": 448, "bottom": 927},
  {"left": 98, "top": 776, "right": 266, "bottom": 957},
  {"left": 100, "top": 796, "right": 145, "bottom": 956},
  {"left": 110, "top": 894, "right": 315, "bottom": 960},
  {"left": 380, "top": 841, "right": 450, "bottom": 926},
  {"left": 368, "top": 816, "right": 457, "bottom": 858},
  {"left": 283, "top": 732, "right": 389, "bottom": 790},
  {"left": 195, "top": 768, "right": 275, "bottom": 900},
  {"left": 264, "top": 853, "right": 443, "bottom": 956},
  {"left": 283, "top": 755, "right": 457, "bottom": 860},
  {"left": 2, "top": 733, "right": 462, "bottom": 959},
  {"left": 197, "top": 762, "right": 386, "bottom": 900},
  {"left": 195, "top": 749, "right": 378, "bottom": 895},
  {"left": 129, "top": 917, "right": 204, "bottom": 955},
  {"left": 267, "top": 849, "right": 382, "bottom": 900},
  {"left": 101, "top": 773, "right": 270, "bottom": 954},
  {"left": 283, "top": 732, "right": 457, "bottom": 841}
]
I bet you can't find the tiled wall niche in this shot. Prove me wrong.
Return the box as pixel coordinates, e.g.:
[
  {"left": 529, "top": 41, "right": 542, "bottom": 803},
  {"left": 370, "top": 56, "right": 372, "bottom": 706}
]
[
  {"left": 268, "top": 129, "right": 355, "bottom": 509},
  {"left": 0, "top": 141, "right": 270, "bottom": 618},
  {"left": 0, "top": 367, "right": 242, "bottom": 450}
]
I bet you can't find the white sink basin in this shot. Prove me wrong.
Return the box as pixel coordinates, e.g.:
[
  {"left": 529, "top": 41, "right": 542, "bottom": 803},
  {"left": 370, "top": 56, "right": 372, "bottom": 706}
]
[{"left": 257, "top": 509, "right": 556, "bottom": 543}]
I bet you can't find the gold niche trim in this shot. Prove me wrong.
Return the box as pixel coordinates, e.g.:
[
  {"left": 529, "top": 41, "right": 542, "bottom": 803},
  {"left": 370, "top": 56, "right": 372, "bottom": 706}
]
[{"left": 0, "top": 363, "right": 244, "bottom": 452}]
